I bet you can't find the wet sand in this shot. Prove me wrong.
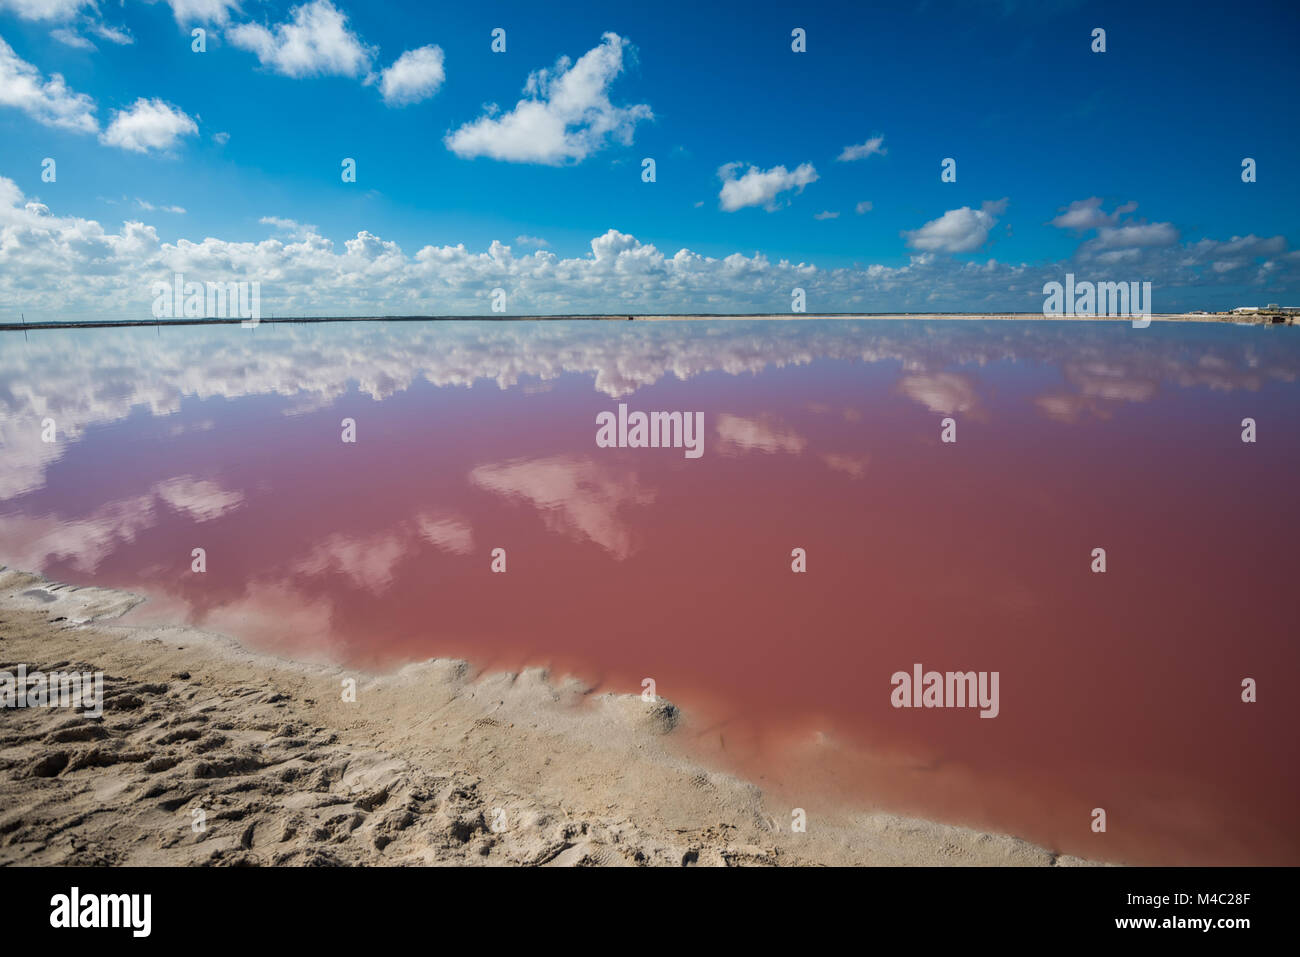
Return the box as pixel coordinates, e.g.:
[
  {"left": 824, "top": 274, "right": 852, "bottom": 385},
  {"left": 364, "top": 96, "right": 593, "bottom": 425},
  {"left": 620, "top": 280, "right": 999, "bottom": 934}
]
[{"left": 0, "top": 566, "right": 1090, "bottom": 867}]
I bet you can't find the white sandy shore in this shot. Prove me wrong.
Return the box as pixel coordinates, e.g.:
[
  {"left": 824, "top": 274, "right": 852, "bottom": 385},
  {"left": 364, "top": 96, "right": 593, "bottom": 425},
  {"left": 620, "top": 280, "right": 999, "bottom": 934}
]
[{"left": 0, "top": 566, "right": 1094, "bottom": 866}]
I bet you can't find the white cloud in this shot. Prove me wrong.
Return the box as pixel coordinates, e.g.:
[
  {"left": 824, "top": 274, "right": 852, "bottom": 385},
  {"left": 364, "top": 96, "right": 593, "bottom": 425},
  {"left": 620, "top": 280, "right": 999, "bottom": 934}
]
[
  {"left": 855, "top": 200, "right": 873, "bottom": 215},
  {"left": 0, "top": 35, "right": 98, "bottom": 132},
  {"left": 213, "top": 130, "right": 230, "bottom": 144},
  {"left": 162, "top": 0, "right": 242, "bottom": 24},
  {"left": 90, "top": 22, "right": 134, "bottom": 45},
  {"left": 1092, "top": 222, "right": 1180, "bottom": 249},
  {"left": 0, "top": 0, "right": 92, "bottom": 20},
  {"left": 717, "top": 161, "right": 818, "bottom": 212},
  {"left": 379, "top": 44, "right": 445, "bottom": 106},
  {"left": 136, "top": 198, "right": 186, "bottom": 214},
  {"left": 50, "top": 28, "right": 94, "bottom": 50},
  {"left": 1051, "top": 197, "right": 1181, "bottom": 263},
  {"left": 814, "top": 210, "right": 839, "bottom": 220},
  {"left": 837, "top": 135, "right": 886, "bottom": 162},
  {"left": 0, "top": 178, "right": 1295, "bottom": 325},
  {"left": 259, "top": 215, "right": 316, "bottom": 238},
  {"left": 1049, "top": 197, "right": 1137, "bottom": 231},
  {"left": 903, "top": 199, "right": 1008, "bottom": 253},
  {"left": 99, "top": 97, "right": 198, "bottom": 153},
  {"left": 227, "top": 0, "right": 373, "bottom": 78},
  {"left": 51, "top": 22, "right": 132, "bottom": 48},
  {"left": 259, "top": 215, "right": 302, "bottom": 229},
  {"left": 515, "top": 234, "right": 548, "bottom": 247},
  {"left": 445, "top": 32, "right": 651, "bottom": 165}
]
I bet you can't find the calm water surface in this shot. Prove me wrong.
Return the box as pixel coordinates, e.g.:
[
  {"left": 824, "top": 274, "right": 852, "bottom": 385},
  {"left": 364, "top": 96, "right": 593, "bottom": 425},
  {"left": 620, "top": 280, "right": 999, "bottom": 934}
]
[{"left": 1, "top": 320, "right": 1296, "bottom": 864}]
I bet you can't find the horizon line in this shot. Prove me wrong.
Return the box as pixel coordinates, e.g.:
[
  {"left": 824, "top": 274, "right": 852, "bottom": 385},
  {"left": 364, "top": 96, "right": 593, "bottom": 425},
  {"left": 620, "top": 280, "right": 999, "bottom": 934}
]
[{"left": 3, "top": 312, "right": 1287, "bottom": 333}]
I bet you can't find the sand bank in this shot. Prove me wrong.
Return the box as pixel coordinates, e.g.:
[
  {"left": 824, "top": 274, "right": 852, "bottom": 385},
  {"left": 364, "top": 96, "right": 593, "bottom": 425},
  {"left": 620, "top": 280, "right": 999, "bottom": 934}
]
[{"left": 0, "top": 566, "right": 1092, "bottom": 866}]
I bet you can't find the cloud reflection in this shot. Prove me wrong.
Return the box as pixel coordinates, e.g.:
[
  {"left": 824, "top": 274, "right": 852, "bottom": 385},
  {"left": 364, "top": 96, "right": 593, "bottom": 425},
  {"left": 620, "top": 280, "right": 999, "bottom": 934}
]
[
  {"left": 469, "top": 455, "right": 655, "bottom": 559},
  {"left": 2, "top": 320, "right": 1298, "bottom": 499}
]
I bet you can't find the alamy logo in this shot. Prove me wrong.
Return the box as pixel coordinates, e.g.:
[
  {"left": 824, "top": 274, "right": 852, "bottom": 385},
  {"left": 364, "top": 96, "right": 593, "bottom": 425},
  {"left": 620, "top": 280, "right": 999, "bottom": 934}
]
[
  {"left": 0, "top": 664, "right": 103, "bottom": 717},
  {"left": 151, "top": 272, "right": 261, "bottom": 323},
  {"left": 890, "top": 664, "right": 1000, "bottom": 718},
  {"left": 596, "top": 403, "right": 704, "bottom": 458},
  {"left": 1042, "top": 273, "right": 1151, "bottom": 327},
  {"left": 49, "top": 887, "right": 151, "bottom": 937}
]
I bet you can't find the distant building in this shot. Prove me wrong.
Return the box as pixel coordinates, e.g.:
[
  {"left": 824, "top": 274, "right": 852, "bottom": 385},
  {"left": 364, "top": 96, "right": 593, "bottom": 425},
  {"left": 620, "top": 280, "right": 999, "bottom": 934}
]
[{"left": 1233, "top": 304, "right": 1300, "bottom": 314}]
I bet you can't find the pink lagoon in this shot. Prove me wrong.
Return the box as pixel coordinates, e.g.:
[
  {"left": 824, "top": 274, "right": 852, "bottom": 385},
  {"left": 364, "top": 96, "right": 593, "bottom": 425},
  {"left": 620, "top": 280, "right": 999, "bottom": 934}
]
[{"left": 2, "top": 318, "right": 1297, "bottom": 865}]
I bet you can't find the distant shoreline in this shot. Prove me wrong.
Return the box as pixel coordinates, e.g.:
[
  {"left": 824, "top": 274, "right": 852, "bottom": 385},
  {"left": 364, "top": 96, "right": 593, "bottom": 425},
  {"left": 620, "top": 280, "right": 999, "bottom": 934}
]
[{"left": 2, "top": 312, "right": 1295, "bottom": 332}]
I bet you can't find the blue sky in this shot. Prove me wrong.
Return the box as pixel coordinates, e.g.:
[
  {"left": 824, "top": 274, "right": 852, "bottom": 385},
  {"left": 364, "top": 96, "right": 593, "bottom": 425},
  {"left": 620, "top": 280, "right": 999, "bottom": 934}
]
[{"left": 1, "top": 0, "right": 1298, "bottom": 317}]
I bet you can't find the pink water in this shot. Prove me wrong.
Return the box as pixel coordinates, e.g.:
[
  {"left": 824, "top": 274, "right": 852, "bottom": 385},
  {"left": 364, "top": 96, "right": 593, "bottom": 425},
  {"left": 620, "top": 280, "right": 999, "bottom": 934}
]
[{"left": 1, "top": 320, "right": 1296, "bottom": 864}]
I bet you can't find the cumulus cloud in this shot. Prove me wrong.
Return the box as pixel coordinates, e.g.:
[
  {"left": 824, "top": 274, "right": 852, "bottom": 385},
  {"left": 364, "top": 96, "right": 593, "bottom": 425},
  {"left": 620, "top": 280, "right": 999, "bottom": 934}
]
[
  {"left": 0, "top": 178, "right": 1295, "bottom": 326},
  {"left": 445, "top": 32, "right": 651, "bottom": 165},
  {"left": 0, "top": 35, "right": 98, "bottom": 132},
  {"left": 379, "top": 44, "right": 445, "bottom": 106},
  {"left": 855, "top": 201, "right": 873, "bottom": 215},
  {"left": 837, "top": 135, "right": 886, "bottom": 162},
  {"left": 1092, "top": 222, "right": 1180, "bottom": 249},
  {"left": 0, "top": 0, "right": 92, "bottom": 20},
  {"left": 161, "top": 0, "right": 242, "bottom": 24},
  {"left": 1049, "top": 197, "right": 1186, "bottom": 268},
  {"left": 99, "top": 98, "right": 198, "bottom": 153},
  {"left": 227, "top": 0, "right": 372, "bottom": 78},
  {"left": 814, "top": 210, "right": 839, "bottom": 220},
  {"left": 717, "top": 161, "right": 818, "bottom": 212},
  {"left": 903, "top": 199, "right": 1008, "bottom": 253},
  {"left": 1050, "top": 197, "right": 1137, "bottom": 231}
]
